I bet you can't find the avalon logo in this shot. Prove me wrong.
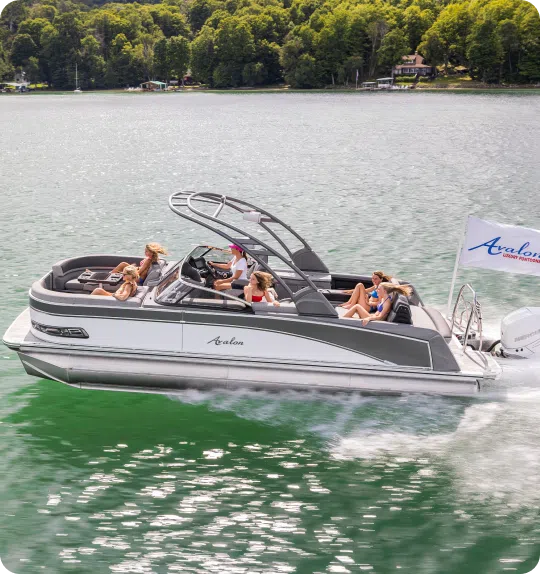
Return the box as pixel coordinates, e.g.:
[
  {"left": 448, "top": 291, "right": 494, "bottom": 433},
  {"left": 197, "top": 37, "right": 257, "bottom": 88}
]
[
  {"left": 468, "top": 237, "right": 540, "bottom": 260},
  {"left": 207, "top": 336, "right": 244, "bottom": 346}
]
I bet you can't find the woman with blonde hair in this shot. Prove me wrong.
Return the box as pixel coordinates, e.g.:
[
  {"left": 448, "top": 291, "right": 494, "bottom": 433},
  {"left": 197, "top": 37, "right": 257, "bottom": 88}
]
[
  {"left": 339, "top": 270, "right": 392, "bottom": 311},
  {"left": 342, "top": 282, "right": 412, "bottom": 325},
  {"left": 112, "top": 243, "right": 168, "bottom": 284},
  {"left": 90, "top": 265, "right": 139, "bottom": 301},
  {"left": 244, "top": 271, "right": 280, "bottom": 306}
]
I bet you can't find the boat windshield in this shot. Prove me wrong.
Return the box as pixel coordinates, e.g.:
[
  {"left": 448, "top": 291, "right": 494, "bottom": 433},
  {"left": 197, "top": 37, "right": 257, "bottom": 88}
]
[
  {"left": 188, "top": 245, "right": 231, "bottom": 264},
  {"left": 155, "top": 277, "right": 194, "bottom": 305},
  {"left": 154, "top": 256, "right": 249, "bottom": 309},
  {"left": 155, "top": 264, "right": 182, "bottom": 300}
]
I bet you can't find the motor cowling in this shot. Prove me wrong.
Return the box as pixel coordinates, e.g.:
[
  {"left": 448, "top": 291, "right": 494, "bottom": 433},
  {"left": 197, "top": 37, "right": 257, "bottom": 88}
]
[{"left": 500, "top": 307, "right": 540, "bottom": 358}]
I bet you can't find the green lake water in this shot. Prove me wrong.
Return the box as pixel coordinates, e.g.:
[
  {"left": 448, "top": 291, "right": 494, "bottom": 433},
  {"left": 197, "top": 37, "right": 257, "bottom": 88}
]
[{"left": 1, "top": 92, "right": 539, "bottom": 573}]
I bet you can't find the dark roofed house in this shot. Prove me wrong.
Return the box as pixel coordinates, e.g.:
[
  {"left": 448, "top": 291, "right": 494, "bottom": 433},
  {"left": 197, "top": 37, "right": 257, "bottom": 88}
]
[{"left": 393, "top": 52, "right": 435, "bottom": 77}]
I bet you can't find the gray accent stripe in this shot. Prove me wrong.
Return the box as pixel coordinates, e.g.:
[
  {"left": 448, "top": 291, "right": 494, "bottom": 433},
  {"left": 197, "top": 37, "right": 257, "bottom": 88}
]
[{"left": 183, "top": 310, "right": 432, "bottom": 368}]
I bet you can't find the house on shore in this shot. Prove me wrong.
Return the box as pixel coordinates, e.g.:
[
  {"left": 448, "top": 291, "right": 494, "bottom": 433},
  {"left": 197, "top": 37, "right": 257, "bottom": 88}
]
[{"left": 393, "top": 52, "right": 435, "bottom": 77}]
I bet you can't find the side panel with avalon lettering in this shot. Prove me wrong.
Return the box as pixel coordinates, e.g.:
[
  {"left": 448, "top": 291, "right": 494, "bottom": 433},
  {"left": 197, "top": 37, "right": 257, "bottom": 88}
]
[{"left": 182, "top": 322, "right": 384, "bottom": 366}]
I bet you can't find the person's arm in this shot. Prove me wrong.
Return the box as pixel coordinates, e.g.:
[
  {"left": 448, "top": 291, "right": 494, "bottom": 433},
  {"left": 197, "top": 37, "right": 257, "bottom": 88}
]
[
  {"left": 244, "top": 285, "right": 253, "bottom": 303},
  {"left": 113, "top": 283, "right": 131, "bottom": 301},
  {"left": 138, "top": 258, "right": 152, "bottom": 278},
  {"left": 230, "top": 269, "right": 242, "bottom": 281},
  {"left": 362, "top": 299, "right": 392, "bottom": 324},
  {"left": 264, "top": 290, "right": 280, "bottom": 306},
  {"left": 209, "top": 261, "right": 232, "bottom": 270}
]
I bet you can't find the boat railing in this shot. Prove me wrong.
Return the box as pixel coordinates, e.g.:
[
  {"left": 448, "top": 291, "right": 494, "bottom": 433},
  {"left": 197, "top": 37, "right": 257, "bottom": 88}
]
[{"left": 450, "top": 284, "right": 485, "bottom": 360}]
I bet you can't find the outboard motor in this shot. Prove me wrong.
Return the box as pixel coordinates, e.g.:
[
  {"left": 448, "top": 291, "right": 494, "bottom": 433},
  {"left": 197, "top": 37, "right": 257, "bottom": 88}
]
[{"left": 500, "top": 307, "right": 540, "bottom": 358}]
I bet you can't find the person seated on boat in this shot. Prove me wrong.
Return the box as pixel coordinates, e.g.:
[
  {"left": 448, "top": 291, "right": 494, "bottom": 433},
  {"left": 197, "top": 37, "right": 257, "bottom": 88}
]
[
  {"left": 339, "top": 270, "right": 392, "bottom": 310},
  {"left": 244, "top": 271, "right": 280, "bottom": 306},
  {"left": 209, "top": 245, "right": 249, "bottom": 291},
  {"left": 90, "top": 265, "right": 139, "bottom": 301},
  {"left": 341, "top": 282, "right": 412, "bottom": 325},
  {"left": 111, "top": 243, "right": 168, "bottom": 285}
]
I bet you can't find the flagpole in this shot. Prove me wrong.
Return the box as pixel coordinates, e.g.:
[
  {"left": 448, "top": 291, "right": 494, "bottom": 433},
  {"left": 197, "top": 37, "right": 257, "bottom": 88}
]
[{"left": 446, "top": 215, "right": 469, "bottom": 318}]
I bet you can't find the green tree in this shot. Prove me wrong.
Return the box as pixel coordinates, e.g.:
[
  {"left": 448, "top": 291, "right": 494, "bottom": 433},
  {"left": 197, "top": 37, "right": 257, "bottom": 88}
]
[
  {"left": 467, "top": 18, "right": 503, "bottom": 82},
  {"left": 106, "top": 34, "right": 143, "bottom": 87},
  {"left": 212, "top": 16, "right": 255, "bottom": 85},
  {"left": 377, "top": 27, "right": 409, "bottom": 72},
  {"left": 242, "top": 61, "right": 265, "bottom": 85},
  {"left": 154, "top": 37, "right": 170, "bottom": 80},
  {"left": 0, "top": 43, "right": 13, "bottom": 80},
  {"left": 517, "top": 7, "right": 540, "bottom": 82},
  {"left": 10, "top": 34, "right": 38, "bottom": 67},
  {"left": 17, "top": 18, "right": 50, "bottom": 48},
  {"left": 402, "top": 5, "right": 433, "bottom": 52},
  {"left": 190, "top": 24, "right": 216, "bottom": 84},
  {"left": 315, "top": 8, "right": 350, "bottom": 84},
  {"left": 419, "top": 3, "right": 471, "bottom": 70},
  {"left": 88, "top": 11, "right": 131, "bottom": 59},
  {"left": 81, "top": 34, "right": 106, "bottom": 88},
  {"left": 188, "top": 0, "right": 222, "bottom": 33},
  {"left": 289, "top": 52, "right": 320, "bottom": 87},
  {"left": 256, "top": 39, "right": 282, "bottom": 83},
  {"left": 168, "top": 35, "right": 190, "bottom": 83},
  {"left": 496, "top": 19, "right": 519, "bottom": 80},
  {"left": 289, "top": 0, "right": 322, "bottom": 25},
  {"left": 1, "top": 0, "right": 28, "bottom": 33},
  {"left": 147, "top": 6, "right": 190, "bottom": 38},
  {"left": 25, "top": 55, "right": 40, "bottom": 83}
]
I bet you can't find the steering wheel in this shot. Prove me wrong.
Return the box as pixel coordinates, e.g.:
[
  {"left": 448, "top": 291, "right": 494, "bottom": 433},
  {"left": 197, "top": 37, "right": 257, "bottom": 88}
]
[{"left": 207, "top": 261, "right": 231, "bottom": 280}]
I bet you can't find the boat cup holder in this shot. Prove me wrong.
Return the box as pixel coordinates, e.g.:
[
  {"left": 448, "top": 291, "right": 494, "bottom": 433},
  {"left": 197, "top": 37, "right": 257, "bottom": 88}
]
[{"left": 78, "top": 270, "right": 124, "bottom": 286}]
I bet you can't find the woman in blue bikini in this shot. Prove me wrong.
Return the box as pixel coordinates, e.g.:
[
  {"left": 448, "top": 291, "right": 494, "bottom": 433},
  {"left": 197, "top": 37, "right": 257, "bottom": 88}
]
[
  {"left": 339, "top": 270, "right": 392, "bottom": 311},
  {"left": 341, "top": 282, "right": 412, "bottom": 324}
]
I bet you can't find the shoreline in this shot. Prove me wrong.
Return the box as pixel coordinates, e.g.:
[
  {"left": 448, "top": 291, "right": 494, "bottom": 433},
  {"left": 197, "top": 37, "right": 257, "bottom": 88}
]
[{"left": 2, "top": 84, "right": 540, "bottom": 95}]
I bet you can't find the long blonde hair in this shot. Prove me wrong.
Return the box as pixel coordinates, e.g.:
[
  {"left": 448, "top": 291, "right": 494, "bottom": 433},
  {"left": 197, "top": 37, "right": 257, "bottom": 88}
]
[
  {"left": 379, "top": 282, "right": 412, "bottom": 298},
  {"left": 146, "top": 243, "right": 168, "bottom": 263},
  {"left": 251, "top": 271, "right": 273, "bottom": 291}
]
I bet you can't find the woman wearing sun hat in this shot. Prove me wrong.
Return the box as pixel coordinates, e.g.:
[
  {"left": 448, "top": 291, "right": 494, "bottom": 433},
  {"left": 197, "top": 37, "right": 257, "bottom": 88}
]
[{"left": 209, "top": 244, "right": 249, "bottom": 291}]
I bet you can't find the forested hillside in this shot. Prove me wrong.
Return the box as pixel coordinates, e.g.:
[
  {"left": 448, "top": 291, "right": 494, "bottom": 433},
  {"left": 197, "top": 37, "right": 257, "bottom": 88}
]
[{"left": 1, "top": 0, "right": 539, "bottom": 89}]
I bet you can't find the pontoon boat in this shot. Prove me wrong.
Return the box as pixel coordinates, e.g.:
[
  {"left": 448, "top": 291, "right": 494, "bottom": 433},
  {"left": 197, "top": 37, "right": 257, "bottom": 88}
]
[{"left": 3, "top": 192, "right": 503, "bottom": 396}]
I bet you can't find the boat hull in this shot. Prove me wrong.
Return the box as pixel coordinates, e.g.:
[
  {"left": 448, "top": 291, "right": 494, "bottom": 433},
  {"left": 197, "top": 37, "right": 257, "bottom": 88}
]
[
  {"left": 13, "top": 346, "right": 484, "bottom": 396},
  {"left": 3, "top": 308, "right": 496, "bottom": 397}
]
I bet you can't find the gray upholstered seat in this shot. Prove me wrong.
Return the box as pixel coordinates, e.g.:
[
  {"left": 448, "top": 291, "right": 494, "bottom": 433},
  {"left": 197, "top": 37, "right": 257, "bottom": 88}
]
[
  {"left": 251, "top": 301, "right": 298, "bottom": 315},
  {"left": 31, "top": 279, "right": 148, "bottom": 307},
  {"left": 51, "top": 255, "right": 140, "bottom": 290},
  {"left": 422, "top": 307, "right": 453, "bottom": 341},
  {"left": 387, "top": 294, "right": 412, "bottom": 324},
  {"left": 144, "top": 260, "right": 167, "bottom": 286}
]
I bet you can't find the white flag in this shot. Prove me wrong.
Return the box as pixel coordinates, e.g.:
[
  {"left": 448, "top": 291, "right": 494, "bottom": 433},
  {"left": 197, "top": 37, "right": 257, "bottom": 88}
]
[{"left": 460, "top": 216, "right": 540, "bottom": 277}]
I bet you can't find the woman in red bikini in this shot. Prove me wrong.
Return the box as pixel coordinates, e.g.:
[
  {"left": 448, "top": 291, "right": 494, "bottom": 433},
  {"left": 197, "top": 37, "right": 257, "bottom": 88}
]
[{"left": 243, "top": 271, "right": 280, "bottom": 306}]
